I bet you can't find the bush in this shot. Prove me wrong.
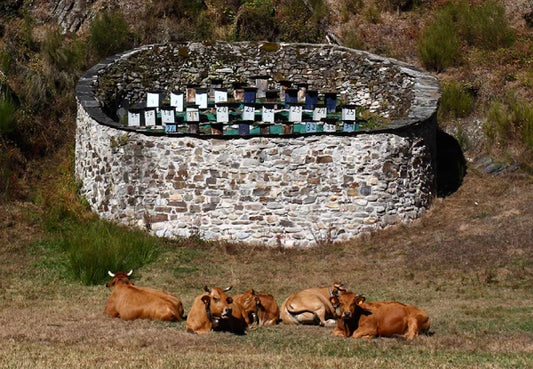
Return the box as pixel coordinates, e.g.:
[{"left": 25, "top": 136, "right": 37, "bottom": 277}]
[
  {"left": 418, "top": 0, "right": 514, "bottom": 72},
  {"left": 439, "top": 81, "right": 475, "bottom": 119},
  {"left": 234, "top": 0, "right": 278, "bottom": 41},
  {"left": 484, "top": 95, "right": 533, "bottom": 157},
  {"left": 340, "top": 0, "right": 363, "bottom": 22},
  {"left": 89, "top": 10, "right": 133, "bottom": 60},
  {"left": 455, "top": 0, "right": 514, "bottom": 50},
  {"left": 42, "top": 28, "right": 86, "bottom": 73},
  {"left": 275, "top": 0, "right": 328, "bottom": 42},
  {"left": 342, "top": 28, "right": 364, "bottom": 50},
  {"left": 362, "top": 1, "right": 381, "bottom": 24},
  {"left": 418, "top": 11, "right": 460, "bottom": 72},
  {"left": 0, "top": 99, "right": 16, "bottom": 135}
]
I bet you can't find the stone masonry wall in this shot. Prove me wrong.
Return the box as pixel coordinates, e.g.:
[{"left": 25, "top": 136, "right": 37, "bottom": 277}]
[
  {"left": 75, "top": 42, "right": 440, "bottom": 247},
  {"left": 95, "top": 42, "right": 415, "bottom": 121}
]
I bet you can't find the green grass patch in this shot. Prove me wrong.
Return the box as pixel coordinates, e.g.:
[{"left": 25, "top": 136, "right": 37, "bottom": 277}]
[{"left": 39, "top": 217, "right": 161, "bottom": 285}]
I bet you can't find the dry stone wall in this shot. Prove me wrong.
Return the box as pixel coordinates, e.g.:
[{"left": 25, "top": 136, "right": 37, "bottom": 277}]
[{"left": 75, "top": 41, "right": 440, "bottom": 247}]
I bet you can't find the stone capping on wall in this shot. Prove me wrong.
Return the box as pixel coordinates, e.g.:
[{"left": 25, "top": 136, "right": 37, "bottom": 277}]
[{"left": 75, "top": 42, "right": 440, "bottom": 137}]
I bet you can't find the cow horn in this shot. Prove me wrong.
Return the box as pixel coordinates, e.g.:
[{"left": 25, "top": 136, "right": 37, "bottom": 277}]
[
  {"left": 204, "top": 286, "right": 211, "bottom": 293},
  {"left": 108, "top": 271, "right": 115, "bottom": 277},
  {"left": 127, "top": 270, "right": 133, "bottom": 276},
  {"left": 224, "top": 286, "right": 233, "bottom": 292}
]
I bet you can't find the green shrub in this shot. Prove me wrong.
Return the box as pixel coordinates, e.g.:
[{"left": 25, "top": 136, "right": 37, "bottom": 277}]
[
  {"left": 484, "top": 95, "right": 533, "bottom": 153},
  {"left": 418, "top": 11, "right": 460, "bottom": 72},
  {"left": 234, "top": 0, "right": 277, "bottom": 41},
  {"left": 0, "top": 139, "right": 25, "bottom": 200},
  {"left": 418, "top": 6, "right": 461, "bottom": 72},
  {"left": 340, "top": 0, "right": 363, "bottom": 22},
  {"left": 21, "top": 10, "right": 38, "bottom": 51},
  {"left": 342, "top": 28, "right": 364, "bottom": 50},
  {"left": 276, "top": 0, "right": 328, "bottom": 42},
  {"left": 455, "top": 0, "right": 514, "bottom": 50},
  {"left": 42, "top": 28, "right": 86, "bottom": 73},
  {"left": 89, "top": 10, "right": 133, "bottom": 60},
  {"left": 418, "top": 0, "right": 514, "bottom": 72},
  {"left": 439, "top": 81, "right": 475, "bottom": 119},
  {"left": 42, "top": 217, "right": 161, "bottom": 285},
  {"left": 0, "top": 99, "right": 16, "bottom": 135},
  {"left": 362, "top": 1, "right": 381, "bottom": 24},
  {"left": 0, "top": 49, "right": 12, "bottom": 76}
]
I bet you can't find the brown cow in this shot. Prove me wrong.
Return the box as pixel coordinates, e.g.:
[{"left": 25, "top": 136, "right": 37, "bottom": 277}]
[
  {"left": 280, "top": 282, "right": 346, "bottom": 326},
  {"left": 330, "top": 292, "right": 430, "bottom": 340},
  {"left": 233, "top": 289, "right": 261, "bottom": 326},
  {"left": 256, "top": 293, "right": 280, "bottom": 326},
  {"left": 104, "top": 270, "right": 185, "bottom": 321},
  {"left": 186, "top": 286, "right": 246, "bottom": 335},
  {"left": 233, "top": 289, "right": 280, "bottom": 327}
]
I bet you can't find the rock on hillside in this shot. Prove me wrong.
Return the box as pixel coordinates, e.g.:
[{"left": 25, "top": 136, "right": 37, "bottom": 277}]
[{"left": 27, "top": 0, "right": 147, "bottom": 34}]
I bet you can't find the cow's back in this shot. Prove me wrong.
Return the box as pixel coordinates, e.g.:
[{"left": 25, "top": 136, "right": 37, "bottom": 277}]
[
  {"left": 105, "top": 284, "right": 183, "bottom": 321},
  {"left": 357, "top": 301, "right": 430, "bottom": 339},
  {"left": 137, "top": 286, "right": 185, "bottom": 320},
  {"left": 280, "top": 287, "right": 335, "bottom": 325}
]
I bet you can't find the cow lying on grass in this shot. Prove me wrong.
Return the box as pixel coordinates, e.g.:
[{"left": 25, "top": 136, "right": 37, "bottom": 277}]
[
  {"left": 280, "top": 282, "right": 346, "bottom": 326},
  {"left": 104, "top": 270, "right": 185, "bottom": 321},
  {"left": 186, "top": 286, "right": 246, "bottom": 335},
  {"left": 233, "top": 289, "right": 280, "bottom": 327},
  {"left": 330, "top": 292, "right": 430, "bottom": 340}
]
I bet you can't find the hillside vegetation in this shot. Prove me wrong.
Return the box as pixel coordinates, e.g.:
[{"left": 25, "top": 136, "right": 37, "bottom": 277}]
[
  {"left": 0, "top": 1, "right": 532, "bottom": 368},
  {"left": 1, "top": 0, "right": 532, "bottom": 202}
]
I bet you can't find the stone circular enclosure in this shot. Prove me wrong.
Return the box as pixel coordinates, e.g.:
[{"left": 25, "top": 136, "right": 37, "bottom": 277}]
[{"left": 75, "top": 41, "right": 440, "bottom": 247}]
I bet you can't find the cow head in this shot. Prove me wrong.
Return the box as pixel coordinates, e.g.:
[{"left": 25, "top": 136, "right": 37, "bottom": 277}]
[
  {"left": 330, "top": 292, "right": 366, "bottom": 320},
  {"left": 330, "top": 292, "right": 366, "bottom": 337},
  {"left": 239, "top": 289, "right": 261, "bottom": 324},
  {"left": 202, "top": 286, "right": 233, "bottom": 323},
  {"left": 106, "top": 270, "right": 134, "bottom": 289}
]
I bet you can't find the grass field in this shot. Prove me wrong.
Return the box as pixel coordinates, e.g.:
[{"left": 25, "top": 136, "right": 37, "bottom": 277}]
[{"left": 0, "top": 169, "right": 532, "bottom": 368}]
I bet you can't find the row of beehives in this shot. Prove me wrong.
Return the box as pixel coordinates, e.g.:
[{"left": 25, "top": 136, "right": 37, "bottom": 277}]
[
  {"left": 126, "top": 102, "right": 362, "bottom": 136},
  {"left": 126, "top": 83, "right": 366, "bottom": 135}
]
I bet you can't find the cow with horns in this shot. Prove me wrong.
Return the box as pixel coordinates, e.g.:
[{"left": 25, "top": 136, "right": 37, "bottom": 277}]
[
  {"left": 104, "top": 270, "right": 185, "bottom": 321},
  {"left": 186, "top": 286, "right": 247, "bottom": 335},
  {"left": 330, "top": 292, "right": 431, "bottom": 340}
]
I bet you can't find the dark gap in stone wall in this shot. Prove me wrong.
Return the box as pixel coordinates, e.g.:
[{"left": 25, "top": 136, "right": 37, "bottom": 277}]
[{"left": 435, "top": 129, "right": 466, "bottom": 197}]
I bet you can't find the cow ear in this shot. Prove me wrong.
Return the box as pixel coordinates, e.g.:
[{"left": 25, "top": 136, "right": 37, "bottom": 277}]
[
  {"left": 201, "top": 295, "right": 211, "bottom": 305},
  {"left": 330, "top": 296, "right": 339, "bottom": 306}
]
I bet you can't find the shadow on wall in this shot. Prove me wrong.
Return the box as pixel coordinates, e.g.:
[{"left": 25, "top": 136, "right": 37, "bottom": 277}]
[{"left": 436, "top": 129, "right": 466, "bottom": 197}]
